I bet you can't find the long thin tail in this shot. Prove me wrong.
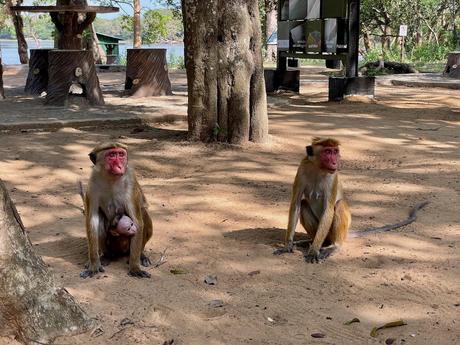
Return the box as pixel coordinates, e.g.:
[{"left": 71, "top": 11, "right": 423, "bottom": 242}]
[
  {"left": 77, "top": 180, "right": 86, "bottom": 214},
  {"left": 350, "top": 201, "right": 429, "bottom": 238}
]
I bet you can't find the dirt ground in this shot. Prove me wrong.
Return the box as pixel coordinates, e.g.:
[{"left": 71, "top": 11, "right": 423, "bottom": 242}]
[{"left": 0, "top": 67, "right": 459, "bottom": 345}]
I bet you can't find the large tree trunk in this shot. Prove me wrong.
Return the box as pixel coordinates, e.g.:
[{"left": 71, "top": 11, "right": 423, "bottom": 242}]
[
  {"left": 133, "top": 0, "right": 141, "bottom": 48},
  {"left": 0, "top": 180, "right": 93, "bottom": 344},
  {"left": 0, "top": 58, "right": 5, "bottom": 99},
  {"left": 51, "top": 0, "right": 96, "bottom": 50},
  {"left": 264, "top": 0, "right": 277, "bottom": 62},
  {"left": 7, "top": 0, "right": 29, "bottom": 64},
  {"left": 182, "top": 0, "right": 269, "bottom": 144}
]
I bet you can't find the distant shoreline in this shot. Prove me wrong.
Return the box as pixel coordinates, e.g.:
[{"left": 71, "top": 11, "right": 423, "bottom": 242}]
[{"left": 1, "top": 39, "right": 184, "bottom": 65}]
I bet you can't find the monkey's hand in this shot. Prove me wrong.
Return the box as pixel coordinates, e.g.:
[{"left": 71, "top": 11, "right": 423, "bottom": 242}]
[
  {"left": 80, "top": 262, "right": 105, "bottom": 278},
  {"left": 304, "top": 247, "right": 321, "bottom": 263},
  {"left": 273, "top": 242, "right": 294, "bottom": 255}
]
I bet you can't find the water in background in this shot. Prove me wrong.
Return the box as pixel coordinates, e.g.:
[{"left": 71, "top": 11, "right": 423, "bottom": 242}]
[{"left": 0, "top": 39, "right": 184, "bottom": 65}]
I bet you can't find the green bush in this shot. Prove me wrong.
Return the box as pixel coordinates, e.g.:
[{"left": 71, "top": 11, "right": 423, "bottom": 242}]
[
  {"left": 410, "top": 42, "right": 452, "bottom": 62},
  {"left": 168, "top": 53, "right": 185, "bottom": 69}
]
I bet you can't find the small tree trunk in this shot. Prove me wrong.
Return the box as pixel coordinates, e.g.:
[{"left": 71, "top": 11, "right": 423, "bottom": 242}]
[
  {"left": 88, "top": 23, "right": 107, "bottom": 64},
  {"left": 0, "top": 179, "right": 93, "bottom": 344},
  {"left": 133, "top": 0, "right": 141, "bottom": 48},
  {"left": 0, "top": 58, "right": 5, "bottom": 99},
  {"left": 7, "top": 0, "right": 29, "bottom": 64},
  {"left": 363, "top": 31, "right": 371, "bottom": 52},
  {"left": 264, "top": 0, "right": 277, "bottom": 62},
  {"left": 183, "top": 0, "right": 269, "bottom": 144}
]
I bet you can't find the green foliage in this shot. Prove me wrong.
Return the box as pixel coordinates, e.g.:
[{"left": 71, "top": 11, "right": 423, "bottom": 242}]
[
  {"left": 212, "top": 123, "right": 225, "bottom": 139},
  {"left": 0, "top": 5, "right": 14, "bottom": 39},
  {"left": 361, "top": 0, "right": 459, "bottom": 62},
  {"left": 94, "top": 17, "right": 131, "bottom": 40},
  {"left": 120, "top": 15, "right": 134, "bottom": 36},
  {"left": 168, "top": 52, "right": 185, "bottom": 69},
  {"left": 142, "top": 9, "right": 183, "bottom": 43},
  {"left": 23, "top": 14, "right": 54, "bottom": 40},
  {"left": 410, "top": 42, "right": 452, "bottom": 62},
  {"left": 142, "top": 10, "right": 170, "bottom": 44},
  {"left": 362, "top": 48, "right": 382, "bottom": 63}
]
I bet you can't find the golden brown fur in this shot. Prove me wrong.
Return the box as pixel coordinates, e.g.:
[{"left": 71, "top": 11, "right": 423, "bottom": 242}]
[
  {"left": 274, "top": 137, "right": 351, "bottom": 262},
  {"left": 81, "top": 141, "right": 153, "bottom": 278}
]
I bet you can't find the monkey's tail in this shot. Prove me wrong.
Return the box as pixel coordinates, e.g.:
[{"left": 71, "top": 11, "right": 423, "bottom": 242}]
[
  {"left": 350, "top": 201, "right": 429, "bottom": 238},
  {"left": 77, "top": 180, "right": 86, "bottom": 214}
]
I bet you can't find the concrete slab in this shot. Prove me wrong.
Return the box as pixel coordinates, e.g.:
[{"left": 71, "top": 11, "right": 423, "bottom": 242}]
[
  {"left": 377, "top": 73, "right": 460, "bottom": 90},
  {"left": 0, "top": 67, "right": 188, "bottom": 132}
]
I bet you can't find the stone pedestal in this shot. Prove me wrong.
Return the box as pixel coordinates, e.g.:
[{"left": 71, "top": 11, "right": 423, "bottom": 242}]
[
  {"left": 264, "top": 69, "right": 300, "bottom": 93},
  {"left": 46, "top": 50, "right": 104, "bottom": 106},
  {"left": 329, "top": 76, "right": 375, "bottom": 101},
  {"left": 25, "top": 49, "right": 53, "bottom": 95},
  {"left": 125, "top": 48, "right": 172, "bottom": 97}
]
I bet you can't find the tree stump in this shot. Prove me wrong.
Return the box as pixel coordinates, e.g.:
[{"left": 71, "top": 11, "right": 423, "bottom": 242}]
[
  {"left": 0, "top": 58, "right": 4, "bottom": 99},
  {"left": 46, "top": 50, "right": 104, "bottom": 106},
  {"left": 443, "top": 51, "right": 460, "bottom": 79},
  {"left": 24, "top": 49, "right": 53, "bottom": 95},
  {"left": 125, "top": 48, "right": 172, "bottom": 98},
  {"left": 0, "top": 179, "right": 93, "bottom": 344}
]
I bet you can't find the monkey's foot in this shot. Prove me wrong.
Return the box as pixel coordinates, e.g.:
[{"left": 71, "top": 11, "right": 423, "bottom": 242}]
[
  {"left": 128, "top": 269, "right": 151, "bottom": 278},
  {"left": 140, "top": 253, "right": 152, "bottom": 267},
  {"left": 100, "top": 255, "right": 112, "bottom": 267},
  {"left": 273, "top": 245, "right": 293, "bottom": 255},
  {"left": 80, "top": 265, "right": 105, "bottom": 279},
  {"left": 304, "top": 246, "right": 337, "bottom": 263},
  {"left": 304, "top": 248, "right": 322, "bottom": 263}
]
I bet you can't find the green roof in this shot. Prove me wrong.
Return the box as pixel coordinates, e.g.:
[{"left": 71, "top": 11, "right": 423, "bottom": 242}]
[{"left": 95, "top": 32, "right": 123, "bottom": 41}]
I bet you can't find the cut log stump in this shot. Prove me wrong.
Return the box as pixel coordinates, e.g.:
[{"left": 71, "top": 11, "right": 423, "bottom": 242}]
[
  {"left": 25, "top": 49, "right": 53, "bottom": 95},
  {"left": 125, "top": 48, "right": 172, "bottom": 97},
  {"left": 0, "top": 58, "right": 4, "bottom": 99},
  {"left": 0, "top": 179, "right": 93, "bottom": 344},
  {"left": 46, "top": 50, "right": 104, "bottom": 106},
  {"left": 443, "top": 51, "right": 460, "bottom": 79}
]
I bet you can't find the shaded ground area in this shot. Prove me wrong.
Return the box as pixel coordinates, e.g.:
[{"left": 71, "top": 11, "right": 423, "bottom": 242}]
[{"left": 0, "top": 66, "right": 459, "bottom": 345}]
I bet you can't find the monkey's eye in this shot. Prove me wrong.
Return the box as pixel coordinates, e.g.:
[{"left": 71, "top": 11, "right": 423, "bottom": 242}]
[{"left": 324, "top": 149, "right": 332, "bottom": 154}]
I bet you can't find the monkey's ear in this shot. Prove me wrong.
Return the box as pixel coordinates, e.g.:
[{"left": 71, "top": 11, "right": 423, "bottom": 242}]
[
  {"left": 306, "top": 145, "right": 314, "bottom": 157},
  {"left": 89, "top": 152, "right": 97, "bottom": 165}
]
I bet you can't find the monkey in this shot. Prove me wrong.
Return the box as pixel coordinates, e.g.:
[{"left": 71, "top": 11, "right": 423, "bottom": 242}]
[
  {"left": 273, "top": 137, "right": 351, "bottom": 263},
  {"left": 274, "top": 137, "right": 429, "bottom": 263},
  {"left": 79, "top": 141, "right": 153, "bottom": 278}
]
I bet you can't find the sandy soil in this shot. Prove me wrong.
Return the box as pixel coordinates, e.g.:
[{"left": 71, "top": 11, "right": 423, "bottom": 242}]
[{"left": 0, "top": 67, "right": 459, "bottom": 345}]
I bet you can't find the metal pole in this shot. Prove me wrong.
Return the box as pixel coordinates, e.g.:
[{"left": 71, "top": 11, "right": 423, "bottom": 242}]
[{"left": 346, "top": 0, "right": 360, "bottom": 78}]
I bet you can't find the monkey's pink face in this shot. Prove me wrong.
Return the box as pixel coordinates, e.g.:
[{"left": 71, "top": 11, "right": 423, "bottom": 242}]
[
  {"left": 104, "top": 148, "right": 127, "bottom": 176},
  {"left": 319, "top": 146, "right": 340, "bottom": 173}
]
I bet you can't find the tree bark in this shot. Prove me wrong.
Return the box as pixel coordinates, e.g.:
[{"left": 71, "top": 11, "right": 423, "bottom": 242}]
[
  {"left": 182, "top": 0, "right": 268, "bottom": 144},
  {"left": 0, "top": 58, "right": 5, "bottom": 99},
  {"left": 51, "top": 0, "right": 96, "bottom": 50},
  {"left": 0, "top": 179, "right": 93, "bottom": 344},
  {"left": 7, "top": 0, "right": 29, "bottom": 64},
  {"left": 264, "top": 0, "right": 277, "bottom": 62},
  {"left": 133, "top": 0, "right": 141, "bottom": 48},
  {"left": 88, "top": 23, "right": 107, "bottom": 64},
  {"left": 444, "top": 52, "right": 460, "bottom": 79}
]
